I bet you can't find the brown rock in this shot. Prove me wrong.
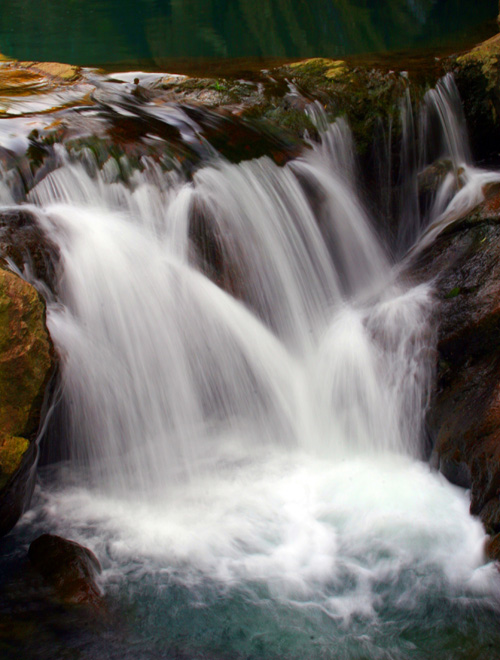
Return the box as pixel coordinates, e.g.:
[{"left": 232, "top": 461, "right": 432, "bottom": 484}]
[
  {"left": 485, "top": 532, "right": 500, "bottom": 561},
  {"left": 28, "top": 534, "right": 103, "bottom": 607},
  {"left": 21, "top": 61, "right": 80, "bottom": 82},
  {"left": 0, "top": 209, "right": 59, "bottom": 289},
  {"left": 479, "top": 496, "right": 500, "bottom": 534}
]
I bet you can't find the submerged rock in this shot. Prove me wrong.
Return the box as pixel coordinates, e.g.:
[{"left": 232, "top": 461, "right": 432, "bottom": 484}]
[
  {"left": 0, "top": 266, "right": 53, "bottom": 535},
  {"left": 28, "top": 534, "right": 103, "bottom": 607},
  {"left": 19, "top": 61, "right": 80, "bottom": 83},
  {"left": 0, "top": 57, "right": 84, "bottom": 115},
  {"left": 409, "top": 182, "right": 500, "bottom": 531}
]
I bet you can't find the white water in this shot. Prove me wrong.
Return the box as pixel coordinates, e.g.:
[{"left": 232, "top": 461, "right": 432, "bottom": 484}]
[
  {"left": 393, "top": 74, "right": 500, "bottom": 258},
  {"left": 5, "top": 78, "right": 500, "bottom": 656},
  {"left": 27, "top": 119, "right": 433, "bottom": 489}
]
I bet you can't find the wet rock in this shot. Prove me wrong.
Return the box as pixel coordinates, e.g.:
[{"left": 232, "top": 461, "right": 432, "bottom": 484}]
[
  {"left": 164, "top": 55, "right": 439, "bottom": 162},
  {"left": 417, "top": 159, "right": 465, "bottom": 219},
  {"left": 479, "top": 496, "right": 500, "bottom": 535},
  {"left": 0, "top": 209, "right": 59, "bottom": 290},
  {"left": 485, "top": 531, "right": 500, "bottom": 561},
  {"left": 409, "top": 185, "right": 500, "bottom": 523},
  {"left": 20, "top": 61, "right": 80, "bottom": 83},
  {"left": 28, "top": 534, "right": 103, "bottom": 607},
  {"left": 0, "top": 59, "right": 80, "bottom": 87},
  {"left": 258, "top": 58, "right": 411, "bottom": 156},
  {"left": 453, "top": 32, "right": 500, "bottom": 165},
  {"left": 182, "top": 104, "right": 302, "bottom": 165},
  {"left": 0, "top": 266, "right": 53, "bottom": 535},
  {"left": 417, "top": 159, "right": 455, "bottom": 195}
]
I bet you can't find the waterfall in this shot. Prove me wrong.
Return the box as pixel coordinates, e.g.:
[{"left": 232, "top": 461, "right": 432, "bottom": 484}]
[
  {"left": 2, "top": 74, "right": 499, "bottom": 659},
  {"left": 18, "top": 115, "right": 436, "bottom": 498}
]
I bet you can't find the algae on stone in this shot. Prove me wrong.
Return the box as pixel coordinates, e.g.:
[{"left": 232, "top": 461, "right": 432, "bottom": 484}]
[
  {"left": 0, "top": 436, "right": 29, "bottom": 490},
  {"left": 456, "top": 33, "right": 500, "bottom": 92},
  {"left": 0, "top": 267, "right": 52, "bottom": 491}
]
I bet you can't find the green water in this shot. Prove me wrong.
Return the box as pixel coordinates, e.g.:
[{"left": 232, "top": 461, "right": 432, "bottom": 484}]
[{"left": 0, "top": 0, "right": 497, "bottom": 70}]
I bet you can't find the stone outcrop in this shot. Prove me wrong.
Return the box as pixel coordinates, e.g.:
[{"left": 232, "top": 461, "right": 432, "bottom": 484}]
[
  {"left": 409, "top": 182, "right": 500, "bottom": 536},
  {"left": 0, "top": 266, "right": 52, "bottom": 535}
]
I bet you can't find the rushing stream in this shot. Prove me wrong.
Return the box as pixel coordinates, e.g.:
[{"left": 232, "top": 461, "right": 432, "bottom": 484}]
[{"left": 2, "top": 70, "right": 500, "bottom": 659}]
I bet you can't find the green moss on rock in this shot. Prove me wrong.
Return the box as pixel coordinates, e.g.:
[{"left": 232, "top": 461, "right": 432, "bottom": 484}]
[
  {"left": 0, "top": 267, "right": 52, "bottom": 502},
  {"left": 456, "top": 33, "right": 500, "bottom": 91},
  {"left": 0, "top": 436, "right": 29, "bottom": 490},
  {"left": 453, "top": 32, "right": 500, "bottom": 163}
]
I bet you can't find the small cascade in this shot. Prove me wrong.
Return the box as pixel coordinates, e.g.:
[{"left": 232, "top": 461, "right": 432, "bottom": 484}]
[
  {"left": 397, "top": 87, "right": 420, "bottom": 252},
  {"left": 421, "top": 73, "right": 471, "bottom": 168},
  {"left": 396, "top": 73, "right": 500, "bottom": 254},
  {"left": 21, "top": 113, "right": 436, "bottom": 498}
]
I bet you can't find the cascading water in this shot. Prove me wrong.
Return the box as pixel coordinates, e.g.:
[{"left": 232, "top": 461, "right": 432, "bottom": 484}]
[
  {"left": 2, "top": 74, "right": 500, "bottom": 659},
  {"left": 397, "top": 74, "right": 500, "bottom": 255}
]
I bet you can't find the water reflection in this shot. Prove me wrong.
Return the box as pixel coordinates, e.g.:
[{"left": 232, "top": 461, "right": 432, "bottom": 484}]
[{"left": 0, "top": 0, "right": 497, "bottom": 68}]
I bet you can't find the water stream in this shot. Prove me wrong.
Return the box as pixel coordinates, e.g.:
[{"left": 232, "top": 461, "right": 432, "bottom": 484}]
[{"left": 2, "top": 73, "right": 500, "bottom": 659}]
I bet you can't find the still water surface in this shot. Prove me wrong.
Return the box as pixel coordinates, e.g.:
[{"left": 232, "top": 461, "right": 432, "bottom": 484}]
[{"left": 0, "top": 0, "right": 498, "bottom": 69}]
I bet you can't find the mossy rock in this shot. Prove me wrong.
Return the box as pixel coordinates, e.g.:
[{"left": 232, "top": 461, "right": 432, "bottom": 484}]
[
  {"left": 163, "top": 56, "right": 420, "bottom": 156},
  {"left": 456, "top": 33, "right": 500, "bottom": 91},
  {"left": 0, "top": 436, "right": 29, "bottom": 490},
  {"left": 0, "top": 266, "right": 53, "bottom": 534},
  {"left": 453, "top": 32, "right": 500, "bottom": 164},
  {"left": 288, "top": 58, "right": 349, "bottom": 79}
]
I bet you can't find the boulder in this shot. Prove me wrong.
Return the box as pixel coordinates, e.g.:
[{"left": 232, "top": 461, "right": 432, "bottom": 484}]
[
  {"left": 0, "top": 266, "right": 52, "bottom": 535},
  {"left": 28, "top": 534, "right": 103, "bottom": 607},
  {"left": 409, "top": 182, "right": 500, "bottom": 532}
]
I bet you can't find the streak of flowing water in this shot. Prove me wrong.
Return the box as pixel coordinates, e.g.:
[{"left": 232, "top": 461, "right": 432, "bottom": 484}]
[
  {"left": 27, "top": 119, "right": 429, "bottom": 490},
  {"left": 398, "top": 74, "right": 500, "bottom": 254},
  {"left": 2, "top": 77, "right": 500, "bottom": 659}
]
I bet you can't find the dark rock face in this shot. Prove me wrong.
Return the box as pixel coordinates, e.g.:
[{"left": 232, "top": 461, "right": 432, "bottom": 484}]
[
  {"left": 0, "top": 209, "right": 59, "bottom": 290},
  {"left": 410, "top": 183, "right": 500, "bottom": 532},
  {"left": 453, "top": 33, "right": 500, "bottom": 167},
  {"left": 28, "top": 534, "right": 103, "bottom": 607}
]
